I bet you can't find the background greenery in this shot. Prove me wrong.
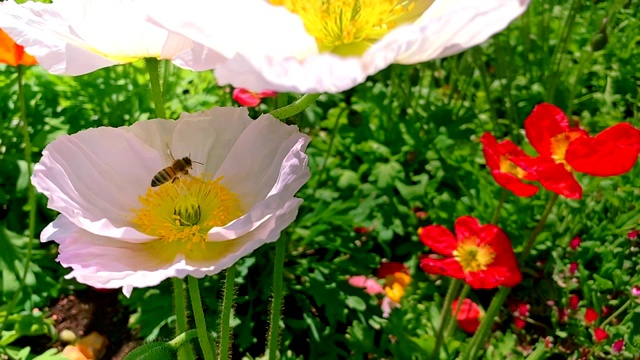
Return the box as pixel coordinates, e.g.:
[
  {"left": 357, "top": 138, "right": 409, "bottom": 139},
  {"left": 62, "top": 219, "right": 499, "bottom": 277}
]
[{"left": 1, "top": 0, "right": 639, "bottom": 358}]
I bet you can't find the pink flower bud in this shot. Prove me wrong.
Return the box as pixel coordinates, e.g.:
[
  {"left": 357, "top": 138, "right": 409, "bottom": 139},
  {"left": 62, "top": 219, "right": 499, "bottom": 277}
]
[
  {"left": 612, "top": 339, "right": 624, "bottom": 353},
  {"left": 569, "top": 236, "right": 581, "bottom": 250}
]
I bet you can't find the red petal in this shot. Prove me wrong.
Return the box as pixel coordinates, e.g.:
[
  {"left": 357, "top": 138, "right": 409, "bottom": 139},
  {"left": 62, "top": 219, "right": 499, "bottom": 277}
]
[
  {"left": 480, "top": 132, "right": 501, "bottom": 171},
  {"left": 232, "top": 88, "right": 261, "bottom": 107},
  {"left": 377, "top": 262, "right": 408, "bottom": 278},
  {"left": 419, "top": 225, "right": 457, "bottom": 255},
  {"left": 524, "top": 103, "right": 571, "bottom": 157},
  {"left": 454, "top": 216, "right": 482, "bottom": 243},
  {"left": 491, "top": 171, "right": 539, "bottom": 197},
  {"left": 466, "top": 265, "right": 521, "bottom": 289},
  {"left": 526, "top": 159, "right": 582, "bottom": 199},
  {"left": 566, "top": 123, "right": 640, "bottom": 176},
  {"left": 257, "top": 90, "right": 278, "bottom": 98},
  {"left": 420, "top": 257, "right": 465, "bottom": 280}
]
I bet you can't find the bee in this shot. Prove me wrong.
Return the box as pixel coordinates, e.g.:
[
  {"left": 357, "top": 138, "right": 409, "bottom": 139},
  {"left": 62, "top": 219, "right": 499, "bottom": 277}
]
[{"left": 151, "top": 149, "right": 203, "bottom": 187}]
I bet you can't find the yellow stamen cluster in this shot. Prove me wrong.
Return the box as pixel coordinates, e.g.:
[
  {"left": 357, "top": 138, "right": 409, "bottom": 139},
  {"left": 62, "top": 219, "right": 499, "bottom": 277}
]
[
  {"left": 453, "top": 238, "right": 496, "bottom": 273},
  {"left": 550, "top": 132, "right": 582, "bottom": 171},
  {"left": 270, "top": 0, "right": 432, "bottom": 55},
  {"left": 132, "top": 176, "right": 243, "bottom": 250},
  {"left": 499, "top": 155, "right": 529, "bottom": 179},
  {"left": 384, "top": 272, "right": 411, "bottom": 303}
]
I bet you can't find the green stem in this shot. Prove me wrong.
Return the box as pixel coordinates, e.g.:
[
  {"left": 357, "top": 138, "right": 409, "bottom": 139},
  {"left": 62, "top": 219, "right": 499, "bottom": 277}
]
[
  {"left": 218, "top": 265, "right": 237, "bottom": 359},
  {"left": 145, "top": 57, "right": 167, "bottom": 119},
  {"left": 491, "top": 189, "right": 507, "bottom": 225},
  {"left": 269, "top": 94, "right": 321, "bottom": 120},
  {"left": 267, "top": 237, "right": 287, "bottom": 359},
  {"left": 519, "top": 193, "right": 559, "bottom": 262},
  {"left": 600, "top": 298, "right": 631, "bottom": 328},
  {"left": 432, "top": 280, "right": 462, "bottom": 357},
  {"left": 472, "top": 49, "right": 501, "bottom": 134},
  {"left": 444, "top": 284, "right": 471, "bottom": 338},
  {"left": 315, "top": 108, "right": 345, "bottom": 188},
  {"left": 0, "top": 65, "right": 36, "bottom": 334},
  {"left": 546, "top": 0, "right": 581, "bottom": 102},
  {"left": 169, "top": 329, "right": 200, "bottom": 349},
  {"left": 173, "top": 278, "right": 196, "bottom": 360},
  {"left": 188, "top": 276, "right": 216, "bottom": 360},
  {"left": 462, "top": 287, "right": 510, "bottom": 360}
]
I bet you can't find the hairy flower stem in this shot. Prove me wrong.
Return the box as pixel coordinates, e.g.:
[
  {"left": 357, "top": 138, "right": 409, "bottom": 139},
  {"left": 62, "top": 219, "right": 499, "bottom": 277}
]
[
  {"left": 491, "top": 189, "right": 508, "bottom": 224},
  {"left": 145, "top": 57, "right": 167, "bottom": 119},
  {"left": 463, "top": 192, "right": 559, "bottom": 359},
  {"left": 218, "top": 265, "right": 237, "bottom": 359},
  {"left": 188, "top": 276, "right": 216, "bottom": 360},
  {"left": 267, "top": 236, "right": 287, "bottom": 359},
  {"left": 173, "top": 279, "right": 196, "bottom": 360},
  {"left": 444, "top": 284, "right": 471, "bottom": 338},
  {"left": 169, "top": 329, "right": 200, "bottom": 349},
  {"left": 269, "top": 93, "right": 321, "bottom": 120},
  {"left": 600, "top": 299, "right": 631, "bottom": 328},
  {"left": 0, "top": 65, "right": 36, "bottom": 334},
  {"left": 432, "top": 280, "right": 462, "bottom": 357}
]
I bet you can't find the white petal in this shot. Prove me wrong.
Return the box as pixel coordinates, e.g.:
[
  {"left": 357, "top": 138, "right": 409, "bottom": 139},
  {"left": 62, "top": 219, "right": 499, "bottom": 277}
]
[
  {"left": 157, "top": 0, "right": 528, "bottom": 92},
  {"left": 54, "top": 198, "right": 302, "bottom": 297},
  {"left": 206, "top": 115, "right": 310, "bottom": 241},
  {"left": 32, "top": 127, "right": 162, "bottom": 241},
  {"left": 0, "top": 0, "right": 195, "bottom": 75},
  {"left": 170, "top": 107, "right": 253, "bottom": 175}
]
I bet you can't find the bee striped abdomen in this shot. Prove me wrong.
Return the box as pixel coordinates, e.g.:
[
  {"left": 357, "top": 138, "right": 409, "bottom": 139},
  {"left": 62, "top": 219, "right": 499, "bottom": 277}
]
[{"left": 151, "top": 167, "right": 178, "bottom": 187}]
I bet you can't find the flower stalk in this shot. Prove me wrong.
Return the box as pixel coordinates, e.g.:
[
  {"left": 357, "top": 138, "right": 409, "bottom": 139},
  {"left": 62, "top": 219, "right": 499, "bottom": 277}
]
[
  {"left": 218, "top": 265, "right": 237, "bottom": 359},
  {"left": 432, "top": 280, "right": 462, "bottom": 357},
  {"left": 173, "top": 278, "right": 196, "bottom": 360},
  {"left": 269, "top": 93, "right": 320, "bottom": 120},
  {"left": 145, "top": 57, "right": 167, "bottom": 119},
  {"left": 267, "top": 236, "right": 288, "bottom": 359},
  {"left": 188, "top": 276, "right": 216, "bottom": 360}
]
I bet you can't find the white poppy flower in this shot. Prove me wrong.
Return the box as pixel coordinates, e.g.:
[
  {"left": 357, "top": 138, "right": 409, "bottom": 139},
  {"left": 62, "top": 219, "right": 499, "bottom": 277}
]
[
  {"left": 33, "top": 108, "right": 310, "bottom": 296},
  {"left": 148, "top": 0, "right": 530, "bottom": 93},
  {"left": 0, "top": 0, "right": 227, "bottom": 75}
]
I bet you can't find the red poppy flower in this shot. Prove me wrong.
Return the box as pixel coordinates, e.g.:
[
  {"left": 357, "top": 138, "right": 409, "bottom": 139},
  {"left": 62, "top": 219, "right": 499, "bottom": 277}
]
[
  {"left": 584, "top": 308, "right": 598, "bottom": 325},
  {"left": 480, "top": 132, "right": 539, "bottom": 197},
  {"left": 451, "top": 298, "right": 482, "bottom": 333},
  {"left": 419, "top": 216, "right": 522, "bottom": 289},
  {"left": 232, "top": 88, "right": 277, "bottom": 107},
  {"left": 0, "top": 29, "right": 37, "bottom": 66},
  {"left": 569, "top": 294, "right": 580, "bottom": 311},
  {"left": 520, "top": 103, "right": 640, "bottom": 199},
  {"left": 593, "top": 327, "right": 609, "bottom": 342}
]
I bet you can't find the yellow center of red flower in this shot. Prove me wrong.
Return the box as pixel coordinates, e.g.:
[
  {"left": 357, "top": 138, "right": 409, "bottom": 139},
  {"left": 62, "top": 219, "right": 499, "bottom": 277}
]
[
  {"left": 269, "top": 0, "right": 433, "bottom": 55},
  {"left": 453, "top": 238, "right": 496, "bottom": 272},
  {"left": 550, "top": 131, "right": 582, "bottom": 171},
  {"left": 384, "top": 272, "right": 411, "bottom": 303},
  {"left": 131, "top": 176, "right": 243, "bottom": 250},
  {"left": 498, "top": 155, "right": 528, "bottom": 179}
]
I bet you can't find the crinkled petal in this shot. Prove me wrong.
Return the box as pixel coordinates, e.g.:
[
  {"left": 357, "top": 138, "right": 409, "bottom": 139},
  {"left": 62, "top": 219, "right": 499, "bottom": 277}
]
[
  {"left": 32, "top": 127, "right": 163, "bottom": 241},
  {"left": 233, "top": 88, "right": 262, "bottom": 107},
  {"left": 0, "top": 0, "right": 196, "bottom": 75},
  {"left": 491, "top": 171, "right": 539, "bottom": 197},
  {"left": 206, "top": 115, "right": 311, "bottom": 241},
  {"left": 454, "top": 216, "right": 482, "bottom": 243},
  {"left": 480, "top": 132, "right": 501, "bottom": 171},
  {"left": 566, "top": 122, "right": 640, "bottom": 177},
  {"left": 420, "top": 257, "right": 465, "bottom": 280},
  {"left": 524, "top": 159, "right": 582, "bottom": 199},
  {"left": 524, "top": 103, "right": 571, "bottom": 157},
  {"left": 465, "top": 266, "right": 519, "bottom": 289},
  {"left": 49, "top": 198, "right": 302, "bottom": 297},
  {"left": 418, "top": 225, "right": 457, "bottom": 255},
  {"left": 150, "top": 0, "right": 528, "bottom": 93}
]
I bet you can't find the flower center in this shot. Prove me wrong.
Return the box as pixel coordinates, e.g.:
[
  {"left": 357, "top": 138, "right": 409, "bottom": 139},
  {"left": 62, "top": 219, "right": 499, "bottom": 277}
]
[
  {"left": 132, "top": 175, "right": 243, "bottom": 250},
  {"left": 499, "top": 155, "right": 529, "bottom": 179},
  {"left": 453, "top": 238, "right": 496, "bottom": 273},
  {"left": 383, "top": 272, "right": 411, "bottom": 303},
  {"left": 270, "top": 0, "right": 433, "bottom": 55},
  {"left": 550, "top": 131, "right": 583, "bottom": 171}
]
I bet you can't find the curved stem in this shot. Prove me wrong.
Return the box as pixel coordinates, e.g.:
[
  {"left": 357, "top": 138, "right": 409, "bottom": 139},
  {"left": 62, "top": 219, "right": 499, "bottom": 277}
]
[
  {"left": 463, "top": 287, "right": 510, "bottom": 360},
  {"left": 444, "top": 284, "right": 471, "bottom": 338},
  {"left": 519, "top": 193, "right": 559, "bottom": 262},
  {"left": 267, "top": 236, "right": 287, "bottom": 359},
  {"left": 491, "top": 189, "right": 508, "bottom": 225},
  {"left": 432, "top": 280, "right": 462, "bottom": 357},
  {"left": 173, "top": 278, "right": 196, "bottom": 360},
  {"left": 600, "top": 299, "right": 631, "bottom": 328},
  {"left": 145, "top": 57, "right": 167, "bottom": 119},
  {"left": 188, "top": 276, "right": 216, "bottom": 360},
  {"left": 0, "top": 65, "right": 36, "bottom": 333},
  {"left": 169, "top": 329, "right": 200, "bottom": 349},
  {"left": 269, "top": 94, "right": 321, "bottom": 120},
  {"left": 218, "top": 265, "right": 237, "bottom": 359}
]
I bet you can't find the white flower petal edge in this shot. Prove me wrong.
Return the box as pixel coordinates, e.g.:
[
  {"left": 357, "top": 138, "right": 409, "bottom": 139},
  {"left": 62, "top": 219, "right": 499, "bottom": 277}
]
[
  {"left": 0, "top": 0, "right": 207, "bottom": 75},
  {"left": 45, "top": 198, "right": 302, "bottom": 297},
  {"left": 32, "top": 127, "right": 163, "bottom": 241},
  {"left": 149, "top": 0, "right": 529, "bottom": 93}
]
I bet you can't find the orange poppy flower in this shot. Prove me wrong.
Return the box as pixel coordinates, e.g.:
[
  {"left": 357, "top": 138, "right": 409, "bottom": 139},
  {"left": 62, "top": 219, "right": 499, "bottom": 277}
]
[{"left": 0, "top": 29, "right": 37, "bottom": 66}]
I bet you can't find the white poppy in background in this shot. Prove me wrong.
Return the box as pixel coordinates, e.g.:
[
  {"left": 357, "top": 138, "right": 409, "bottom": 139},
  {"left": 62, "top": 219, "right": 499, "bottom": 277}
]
[
  {"left": 0, "top": 0, "right": 233, "bottom": 75},
  {"left": 33, "top": 108, "right": 310, "bottom": 296},
  {"left": 149, "top": 0, "right": 530, "bottom": 93}
]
